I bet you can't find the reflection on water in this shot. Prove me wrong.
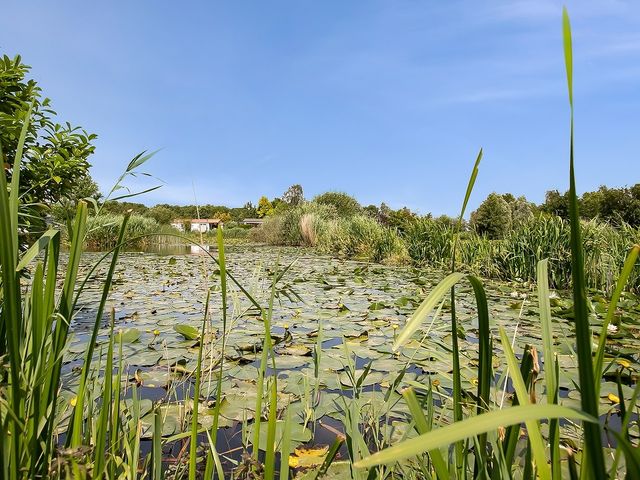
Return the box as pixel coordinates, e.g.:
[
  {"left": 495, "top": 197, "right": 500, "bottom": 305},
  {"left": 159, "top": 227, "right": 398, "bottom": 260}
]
[{"left": 85, "top": 243, "right": 214, "bottom": 256}]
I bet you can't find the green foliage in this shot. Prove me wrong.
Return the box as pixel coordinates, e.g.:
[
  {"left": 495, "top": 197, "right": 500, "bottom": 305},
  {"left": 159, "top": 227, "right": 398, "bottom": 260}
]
[
  {"left": 282, "top": 184, "right": 304, "bottom": 206},
  {"left": 404, "top": 216, "right": 454, "bottom": 267},
  {"left": 405, "top": 213, "right": 640, "bottom": 292},
  {"left": 84, "top": 213, "right": 159, "bottom": 249},
  {"left": 257, "top": 195, "right": 275, "bottom": 218},
  {"left": 317, "top": 215, "right": 408, "bottom": 264},
  {"left": 101, "top": 200, "right": 148, "bottom": 216},
  {"left": 0, "top": 108, "right": 158, "bottom": 479},
  {"left": 541, "top": 189, "right": 570, "bottom": 219},
  {"left": 280, "top": 202, "right": 336, "bottom": 246},
  {"left": 50, "top": 174, "right": 102, "bottom": 223},
  {"left": 313, "top": 191, "right": 361, "bottom": 217},
  {"left": 470, "top": 192, "right": 512, "bottom": 239},
  {"left": 507, "top": 195, "right": 535, "bottom": 227},
  {"left": 543, "top": 184, "right": 640, "bottom": 226},
  {"left": 223, "top": 225, "right": 251, "bottom": 239},
  {"left": 0, "top": 54, "right": 96, "bottom": 219},
  {"left": 377, "top": 203, "right": 418, "bottom": 233},
  {"left": 145, "top": 204, "right": 175, "bottom": 224}
]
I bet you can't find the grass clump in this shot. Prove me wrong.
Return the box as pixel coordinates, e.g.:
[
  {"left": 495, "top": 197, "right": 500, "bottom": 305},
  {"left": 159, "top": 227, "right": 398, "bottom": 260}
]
[
  {"left": 84, "top": 212, "right": 159, "bottom": 249},
  {"left": 318, "top": 214, "right": 409, "bottom": 264}
]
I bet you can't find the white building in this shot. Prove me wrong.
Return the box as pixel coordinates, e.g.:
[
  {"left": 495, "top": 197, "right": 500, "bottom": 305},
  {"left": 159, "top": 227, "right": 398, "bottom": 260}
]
[
  {"left": 170, "top": 219, "right": 186, "bottom": 231},
  {"left": 190, "top": 219, "right": 223, "bottom": 233}
]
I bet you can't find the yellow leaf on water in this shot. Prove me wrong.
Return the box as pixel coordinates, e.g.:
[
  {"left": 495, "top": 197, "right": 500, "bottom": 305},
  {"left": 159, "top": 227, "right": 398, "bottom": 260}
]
[
  {"left": 288, "top": 445, "right": 329, "bottom": 468},
  {"left": 616, "top": 359, "right": 631, "bottom": 369},
  {"left": 607, "top": 393, "right": 620, "bottom": 404}
]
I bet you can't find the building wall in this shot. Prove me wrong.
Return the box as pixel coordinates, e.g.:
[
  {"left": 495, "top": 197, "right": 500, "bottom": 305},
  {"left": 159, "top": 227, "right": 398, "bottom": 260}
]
[{"left": 191, "top": 223, "right": 210, "bottom": 233}]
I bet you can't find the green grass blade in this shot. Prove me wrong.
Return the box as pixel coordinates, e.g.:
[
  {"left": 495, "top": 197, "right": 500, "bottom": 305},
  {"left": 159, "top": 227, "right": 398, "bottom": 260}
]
[
  {"left": 393, "top": 272, "right": 464, "bottom": 349},
  {"left": 314, "top": 434, "right": 345, "bottom": 479},
  {"left": 69, "top": 210, "right": 130, "bottom": 447},
  {"left": 9, "top": 103, "right": 33, "bottom": 252},
  {"left": 354, "top": 404, "right": 595, "bottom": 469},
  {"left": 562, "top": 9, "right": 606, "bottom": 477},
  {"left": 15, "top": 229, "right": 58, "bottom": 272},
  {"left": 210, "top": 226, "right": 228, "bottom": 452},
  {"left": 468, "top": 275, "right": 492, "bottom": 475},
  {"left": 264, "top": 378, "right": 279, "bottom": 479},
  {"left": 153, "top": 406, "right": 163, "bottom": 480},
  {"left": 280, "top": 406, "right": 292, "bottom": 480},
  {"left": 189, "top": 291, "right": 210, "bottom": 480},
  {"left": 93, "top": 309, "right": 115, "bottom": 477},
  {"left": 594, "top": 245, "right": 640, "bottom": 397},
  {"left": 455, "top": 148, "right": 483, "bottom": 234},
  {"left": 402, "top": 387, "right": 448, "bottom": 479},
  {"left": 499, "top": 327, "right": 551, "bottom": 480},
  {"left": 563, "top": 8, "right": 573, "bottom": 108},
  {"left": 537, "top": 259, "right": 561, "bottom": 477}
]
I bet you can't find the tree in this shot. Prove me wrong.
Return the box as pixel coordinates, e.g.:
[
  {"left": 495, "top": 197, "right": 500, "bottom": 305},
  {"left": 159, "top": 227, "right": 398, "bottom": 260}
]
[
  {"left": 597, "top": 186, "right": 640, "bottom": 226},
  {"left": 313, "top": 191, "right": 361, "bottom": 217},
  {"left": 509, "top": 196, "right": 535, "bottom": 228},
  {"left": 541, "top": 190, "right": 570, "bottom": 219},
  {"left": 50, "top": 174, "right": 102, "bottom": 223},
  {"left": 376, "top": 203, "right": 417, "bottom": 233},
  {"left": 211, "top": 210, "right": 232, "bottom": 223},
  {"left": 363, "top": 204, "right": 380, "bottom": 218},
  {"left": 146, "top": 205, "right": 175, "bottom": 225},
  {"left": 470, "top": 193, "right": 512, "bottom": 239},
  {"left": 257, "top": 196, "right": 274, "bottom": 218},
  {"left": 282, "top": 184, "right": 304, "bottom": 206},
  {"left": 580, "top": 190, "right": 604, "bottom": 219},
  {"left": 1, "top": 55, "right": 97, "bottom": 221}
]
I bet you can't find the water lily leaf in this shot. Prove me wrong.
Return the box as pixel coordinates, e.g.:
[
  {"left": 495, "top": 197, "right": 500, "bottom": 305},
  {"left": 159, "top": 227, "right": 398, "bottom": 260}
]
[
  {"left": 173, "top": 324, "right": 200, "bottom": 340},
  {"left": 248, "top": 420, "right": 311, "bottom": 451},
  {"left": 116, "top": 328, "right": 141, "bottom": 343}
]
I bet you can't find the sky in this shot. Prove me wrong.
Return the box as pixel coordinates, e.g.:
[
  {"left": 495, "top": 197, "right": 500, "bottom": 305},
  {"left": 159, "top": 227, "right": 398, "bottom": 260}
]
[{"left": 2, "top": 1, "right": 639, "bottom": 216}]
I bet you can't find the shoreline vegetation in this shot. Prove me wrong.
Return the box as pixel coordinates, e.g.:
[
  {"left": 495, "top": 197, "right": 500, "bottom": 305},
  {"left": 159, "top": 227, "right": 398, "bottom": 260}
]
[
  {"left": 79, "top": 204, "right": 640, "bottom": 294},
  {"left": 2, "top": 8, "right": 640, "bottom": 480}
]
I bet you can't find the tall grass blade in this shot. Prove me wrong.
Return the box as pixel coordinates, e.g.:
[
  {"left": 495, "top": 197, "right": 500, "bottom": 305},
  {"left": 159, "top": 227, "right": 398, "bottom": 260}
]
[
  {"left": 537, "top": 259, "right": 561, "bottom": 477},
  {"left": 563, "top": 8, "right": 606, "bottom": 477},
  {"left": 402, "top": 387, "right": 448, "bottom": 479},
  {"left": 189, "top": 291, "right": 210, "bottom": 480},
  {"left": 450, "top": 148, "right": 482, "bottom": 476},
  {"left": 594, "top": 245, "right": 640, "bottom": 396},
  {"left": 69, "top": 211, "right": 131, "bottom": 447},
  {"left": 393, "top": 272, "right": 464, "bottom": 349},
  {"left": 499, "top": 327, "right": 550, "bottom": 479},
  {"left": 153, "top": 407, "right": 163, "bottom": 480},
  {"left": 93, "top": 309, "right": 116, "bottom": 478},
  {"left": 354, "top": 404, "right": 595, "bottom": 469},
  {"left": 468, "top": 275, "right": 492, "bottom": 475}
]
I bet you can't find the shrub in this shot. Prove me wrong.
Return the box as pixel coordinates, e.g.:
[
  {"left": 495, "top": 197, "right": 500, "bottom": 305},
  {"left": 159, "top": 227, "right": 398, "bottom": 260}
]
[
  {"left": 317, "top": 215, "right": 408, "bottom": 264},
  {"left": 84, "top": 213, "right": 159, "bottom": 249},
  {"left": 223, "top": 226, "right": 250, "bottom": 240},
  {"left": 250, "top": 202, "right": 337, "bottom": 246},
  {"left": 470, "top": 193, "right": 512, "bottom": 239},
  {"left": 248, "top": 214, "right": 286, "bottom": 244},
  {"left": 313, "top": 191, "right": 362, "bottom": 217},
  {"left": 404, "top": 216, "right": 453, "bottom": 267}
]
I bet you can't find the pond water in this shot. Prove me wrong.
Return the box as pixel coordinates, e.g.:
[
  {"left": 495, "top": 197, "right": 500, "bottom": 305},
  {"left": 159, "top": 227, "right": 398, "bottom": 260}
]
[{"left": 62, "top": 245, "right": 640, "bottom": 473}]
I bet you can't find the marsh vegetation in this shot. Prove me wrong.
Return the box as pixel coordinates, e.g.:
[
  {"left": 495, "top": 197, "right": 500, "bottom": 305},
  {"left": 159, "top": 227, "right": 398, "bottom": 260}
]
[{"left": 1, "top": 9, "right": 640, "bottom": 480}]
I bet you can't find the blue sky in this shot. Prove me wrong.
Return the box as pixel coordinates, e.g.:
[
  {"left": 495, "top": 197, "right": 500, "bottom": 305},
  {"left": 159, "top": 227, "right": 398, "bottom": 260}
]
[{"left": 2, "top": 1, "right": 639, "bottom": 215}]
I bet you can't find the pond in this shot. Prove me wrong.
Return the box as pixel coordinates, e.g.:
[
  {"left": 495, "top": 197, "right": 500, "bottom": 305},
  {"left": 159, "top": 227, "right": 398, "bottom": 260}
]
[{"left": 63, "top": 245, "right": 640, "bottom": 474}]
